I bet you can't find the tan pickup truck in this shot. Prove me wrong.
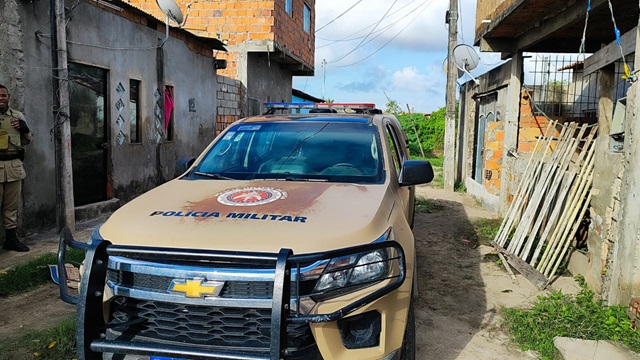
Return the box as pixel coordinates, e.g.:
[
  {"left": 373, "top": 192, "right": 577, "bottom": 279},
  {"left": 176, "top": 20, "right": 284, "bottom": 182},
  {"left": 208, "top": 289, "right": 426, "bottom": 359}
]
[{"left": 58, "top": 103, "right": 434, "bottom": 360}]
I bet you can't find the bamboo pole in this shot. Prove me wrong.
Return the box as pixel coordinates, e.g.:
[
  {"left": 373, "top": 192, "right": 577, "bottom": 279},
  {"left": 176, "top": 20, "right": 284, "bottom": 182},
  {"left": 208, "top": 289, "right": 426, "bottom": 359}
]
[
  {"left": 518, "top": 125, "right": 595, "bottom": 261},
  {"left": 406, "top": 104, "right": 425, "bottom": 158},
  {"left": 530, "top": 134, "right": 596, "bottom": 267},
  {"left": 506, "top": 122, "right": 576, "bottom": 254},
  {"left": 495, "top": 121, "right": 557, "bottom": 247},
  {"left": 496, "top": 121, "right": 555, "bottom": 246},
  {"left": 547, "top": 192, "right": 593, "bottom": 279},
  {"left": 538, "top": 151, "right": 595, "bottom": 274},
  {"left": 541, "top": 169, "right": 593, "bottom": 276},
  {"left": 509, "top": 123, "right": 578, "bottom": 255}
]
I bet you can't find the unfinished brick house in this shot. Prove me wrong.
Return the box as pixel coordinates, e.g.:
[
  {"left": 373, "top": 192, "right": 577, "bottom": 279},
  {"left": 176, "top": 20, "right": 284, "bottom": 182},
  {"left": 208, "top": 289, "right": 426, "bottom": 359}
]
[
  {"left": 458, "top": 0, "right": 640, "bottom": 305},
  {"left": 126, "top": 0, "right": 315, "bottom": 133}
]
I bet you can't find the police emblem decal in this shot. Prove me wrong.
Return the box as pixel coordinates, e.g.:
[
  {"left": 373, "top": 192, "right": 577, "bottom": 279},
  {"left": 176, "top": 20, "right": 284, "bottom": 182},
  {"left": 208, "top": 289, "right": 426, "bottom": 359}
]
[{"left": 217, "top": 187, "right": 287, "bottom": 206}]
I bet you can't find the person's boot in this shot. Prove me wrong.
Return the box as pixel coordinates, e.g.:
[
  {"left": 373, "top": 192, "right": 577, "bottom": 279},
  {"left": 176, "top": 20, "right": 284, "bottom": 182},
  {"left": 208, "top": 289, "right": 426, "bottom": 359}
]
[{"left": 2, "top": 228, "right": 29, "bottom": 252}]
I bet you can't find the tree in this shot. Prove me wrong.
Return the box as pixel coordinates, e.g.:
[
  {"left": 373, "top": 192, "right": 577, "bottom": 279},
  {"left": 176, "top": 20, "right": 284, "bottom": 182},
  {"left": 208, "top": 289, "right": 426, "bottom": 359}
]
[
  {"left": 385, "top": 99, "right": 403, "bottom": 115},
  {"left": 396, "top": 106, "right": 446, "bottom": 158}
]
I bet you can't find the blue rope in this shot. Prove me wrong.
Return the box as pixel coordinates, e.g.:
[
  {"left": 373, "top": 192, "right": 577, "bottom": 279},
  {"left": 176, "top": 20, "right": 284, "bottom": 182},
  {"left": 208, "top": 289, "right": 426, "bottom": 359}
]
[{"left": 607, "top": 0, "right": 633, "bottom": 81}]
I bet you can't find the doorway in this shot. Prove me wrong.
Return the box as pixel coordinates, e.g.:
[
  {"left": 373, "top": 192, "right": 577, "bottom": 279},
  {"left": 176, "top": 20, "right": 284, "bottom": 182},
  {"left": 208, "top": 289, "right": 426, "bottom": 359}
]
[{"left": 68, "top": 63, "right": 109, "bottom": 206}]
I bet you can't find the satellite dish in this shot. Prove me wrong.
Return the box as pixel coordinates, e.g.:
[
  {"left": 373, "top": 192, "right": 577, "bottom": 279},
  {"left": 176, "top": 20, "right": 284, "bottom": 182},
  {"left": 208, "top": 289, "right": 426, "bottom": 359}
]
[
  {"left": 442, "top": 58, "right": 465, "bottom": 79},
  {"left": 453, "top": 44, "right": 480, "bottom": 71},
  {"left": 157, "top": 0, "right": 184, "bottom": 25},
  {"left": 452, "top": 44, "right": 480, "bottom": 85}
]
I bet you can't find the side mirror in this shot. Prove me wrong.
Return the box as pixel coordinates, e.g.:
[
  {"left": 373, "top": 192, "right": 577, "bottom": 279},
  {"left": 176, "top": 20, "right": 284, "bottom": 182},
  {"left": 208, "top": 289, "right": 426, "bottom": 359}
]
[
  {"left": 175, "top": 157, "right": 196, "bottom": 178},
  {"left": 399, "top": 160, "right": 434, "bottom": 186}
]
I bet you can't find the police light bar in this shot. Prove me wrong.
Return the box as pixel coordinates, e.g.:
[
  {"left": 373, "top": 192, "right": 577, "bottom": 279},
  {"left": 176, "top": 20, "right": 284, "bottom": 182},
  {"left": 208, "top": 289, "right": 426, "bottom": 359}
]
[{"left": 264, "top": 102, "right": 376, "bottom": 111}]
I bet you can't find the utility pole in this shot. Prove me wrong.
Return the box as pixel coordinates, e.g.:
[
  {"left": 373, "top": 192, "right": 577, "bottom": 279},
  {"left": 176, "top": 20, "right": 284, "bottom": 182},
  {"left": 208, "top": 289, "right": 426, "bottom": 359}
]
[
  {"left": 444, "top": 0, "right": 458, "bottom": 192},
  {"left": 51, "top": 0, "right": 76, "bottom": 231},
  {"left": 322, "top": 59, "right": 327, "bottom": 100}
]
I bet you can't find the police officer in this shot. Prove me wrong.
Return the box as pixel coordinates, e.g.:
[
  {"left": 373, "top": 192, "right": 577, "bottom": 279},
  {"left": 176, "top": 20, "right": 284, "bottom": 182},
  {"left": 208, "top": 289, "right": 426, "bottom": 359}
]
[{"left": 0, "top": 84, "right": 32, "bottom": 252}]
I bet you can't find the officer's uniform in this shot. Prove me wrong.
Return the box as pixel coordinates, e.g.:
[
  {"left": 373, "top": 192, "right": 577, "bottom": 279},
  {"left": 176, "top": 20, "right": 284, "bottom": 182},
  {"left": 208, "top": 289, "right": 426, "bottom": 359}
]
[{"left": 0, "top": 108, "right": 31, "bottom": 231}]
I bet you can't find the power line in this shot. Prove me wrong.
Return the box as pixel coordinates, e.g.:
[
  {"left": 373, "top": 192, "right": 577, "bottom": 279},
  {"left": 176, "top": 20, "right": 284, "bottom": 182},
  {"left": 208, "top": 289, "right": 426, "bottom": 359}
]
[
  {"left": 330, "top": 0, "right": 434, "bottom": 67},
  {"left": 328, "top": 0, "right": 399, "bottom": 64},
  {"left": 316, "top": 0, "right": 421, "bottom": 44},
  {"left": 315, "top": 0, "right": 366, "bottom": 33}
]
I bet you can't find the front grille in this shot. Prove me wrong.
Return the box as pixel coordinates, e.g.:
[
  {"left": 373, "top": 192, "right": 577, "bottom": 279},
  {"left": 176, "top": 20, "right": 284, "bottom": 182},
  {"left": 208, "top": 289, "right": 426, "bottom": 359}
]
[
  {"left": 107, "top": 270, "right": 275, "bottom": 298},
  {"left": 107, "top": 297, "right": 314, "bottom": 351}
]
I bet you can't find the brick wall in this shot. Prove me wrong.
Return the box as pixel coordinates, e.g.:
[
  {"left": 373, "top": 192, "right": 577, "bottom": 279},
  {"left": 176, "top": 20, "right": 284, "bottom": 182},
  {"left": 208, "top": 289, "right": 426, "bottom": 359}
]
[
  {"left": 484, "top": 121, "right": 504, "bottom": 194},
  {"left": 518, "top": 91, "right": 562, "bottom": 153},
  {"left": 272, "top": 0, "right": 314, "bottom": 65},
  {"left": 125, "top": 0, "right": 315, "bottom": 78},
  {"left": 216, "top": 75, "right": 244, "bottom": 135}
]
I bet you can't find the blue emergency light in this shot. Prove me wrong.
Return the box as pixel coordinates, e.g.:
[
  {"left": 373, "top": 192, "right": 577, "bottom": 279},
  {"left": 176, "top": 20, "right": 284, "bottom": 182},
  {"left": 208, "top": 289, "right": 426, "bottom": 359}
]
[{"left": 263, "top": 102, "right": 378, "bottom": 115}]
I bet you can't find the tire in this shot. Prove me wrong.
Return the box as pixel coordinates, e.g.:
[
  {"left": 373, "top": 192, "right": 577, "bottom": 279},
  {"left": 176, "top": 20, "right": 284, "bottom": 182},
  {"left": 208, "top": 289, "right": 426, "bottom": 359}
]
[{"left": 400, "top": 296, "right": 416, "bottom": 360}]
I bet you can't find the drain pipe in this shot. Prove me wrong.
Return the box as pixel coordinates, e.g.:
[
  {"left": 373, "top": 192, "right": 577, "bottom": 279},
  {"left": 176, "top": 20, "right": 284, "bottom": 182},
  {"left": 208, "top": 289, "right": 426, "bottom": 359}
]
[{"left": 159, "top": 14, "right": 170, "bottom": 47}]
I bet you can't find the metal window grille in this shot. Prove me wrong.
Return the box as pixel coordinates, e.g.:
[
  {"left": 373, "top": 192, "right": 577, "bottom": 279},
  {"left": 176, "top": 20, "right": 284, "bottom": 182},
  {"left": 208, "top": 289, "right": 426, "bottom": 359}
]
[{"left": 524, "top": 53, "right": 632, "bottom": 120}]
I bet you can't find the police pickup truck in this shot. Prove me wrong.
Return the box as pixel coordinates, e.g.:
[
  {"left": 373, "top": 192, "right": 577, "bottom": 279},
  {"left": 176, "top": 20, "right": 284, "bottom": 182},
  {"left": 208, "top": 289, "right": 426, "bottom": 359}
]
[{"left": 58, "top": 102, "right": 433, "bottom": 360}]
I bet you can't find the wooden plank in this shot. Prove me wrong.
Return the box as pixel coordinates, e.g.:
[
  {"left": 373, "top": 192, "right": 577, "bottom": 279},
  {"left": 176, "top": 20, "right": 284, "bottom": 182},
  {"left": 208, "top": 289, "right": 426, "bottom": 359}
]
[
  {"left": 548, "top": 192, "right": 593, "bottom": 279},
  {"left": 493, "top": 241, "right": 548, "bottom": 289},
  {"left": 538, "top": 150, "right": 595, "bottom": 275},
  {"left": 584, "top": 26, "right": 637, "bottom": 75},
  {"left": 507, "top": 123, "right": 576, "bottom": 255},
  {"left": 520, "top": 125, "right": 596, "bottom": 262},
  {"left": 498, "top": 252, "right": 518, "bottom": 282},
  {"left": 509, "top": 123, "right": 577, "bottom": 255},
  {"left": 542, "top": 168, "right": 594, "bottom": 276},
  {"left": 495, "top": 121, "right": 556, "bottom": 247}
]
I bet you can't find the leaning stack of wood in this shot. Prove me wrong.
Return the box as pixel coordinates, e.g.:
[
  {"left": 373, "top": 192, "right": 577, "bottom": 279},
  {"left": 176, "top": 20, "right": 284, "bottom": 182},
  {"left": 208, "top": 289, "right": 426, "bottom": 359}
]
[{"left": 491, "top": 121, "right": 597, "bottom": 289}]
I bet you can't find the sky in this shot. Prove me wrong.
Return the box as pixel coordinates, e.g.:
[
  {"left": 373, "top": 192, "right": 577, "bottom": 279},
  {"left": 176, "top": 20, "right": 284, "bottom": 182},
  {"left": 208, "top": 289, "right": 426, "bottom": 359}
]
[{"left": 292, "top": 0, "right": 504, "bottom": 114}]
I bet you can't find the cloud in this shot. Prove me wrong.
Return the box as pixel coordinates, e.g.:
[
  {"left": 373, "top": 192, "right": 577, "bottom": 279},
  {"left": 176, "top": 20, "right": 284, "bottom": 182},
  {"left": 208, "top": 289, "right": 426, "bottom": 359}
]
[
  {"left": 391, "top": 67, "right": 428, "bottom": 92},
  {"left": 294, "top": 0, "right": 482, "bottom": 113},
  {"left": 334, "top": 65, "right": 388, "bottom": 93}
]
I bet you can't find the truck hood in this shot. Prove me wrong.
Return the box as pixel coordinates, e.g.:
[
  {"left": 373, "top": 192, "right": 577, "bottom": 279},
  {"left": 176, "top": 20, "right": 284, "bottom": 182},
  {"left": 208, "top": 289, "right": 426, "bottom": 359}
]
[{"left": 99, "top": 179, "right": 395, "bottom": 254}]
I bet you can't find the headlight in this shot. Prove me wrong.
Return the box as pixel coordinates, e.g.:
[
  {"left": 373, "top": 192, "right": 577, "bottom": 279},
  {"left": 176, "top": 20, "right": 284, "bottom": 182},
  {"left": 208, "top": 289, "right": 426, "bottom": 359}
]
[{"left": 314, "top": 248, "right": 390, "bottom": 293}]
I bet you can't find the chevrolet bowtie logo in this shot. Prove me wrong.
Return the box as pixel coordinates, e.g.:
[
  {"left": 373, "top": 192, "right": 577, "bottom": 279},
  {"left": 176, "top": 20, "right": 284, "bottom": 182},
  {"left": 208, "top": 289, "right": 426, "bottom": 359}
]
[{"left": 169, "top": 278, "right": 224, "bottom": 298}]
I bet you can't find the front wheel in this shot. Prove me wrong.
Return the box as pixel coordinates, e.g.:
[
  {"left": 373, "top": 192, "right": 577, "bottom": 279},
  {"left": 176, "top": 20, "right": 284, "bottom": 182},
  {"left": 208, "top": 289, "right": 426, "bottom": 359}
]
[{"left": 400, "top": 296, "right": 416, "bottom": 360}]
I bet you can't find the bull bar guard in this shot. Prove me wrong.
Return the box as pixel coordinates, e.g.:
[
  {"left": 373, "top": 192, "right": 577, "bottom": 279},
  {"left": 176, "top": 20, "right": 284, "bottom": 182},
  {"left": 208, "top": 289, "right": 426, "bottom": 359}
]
[{"left": 57, "top": 227, "right": 407, "bottom": 360}]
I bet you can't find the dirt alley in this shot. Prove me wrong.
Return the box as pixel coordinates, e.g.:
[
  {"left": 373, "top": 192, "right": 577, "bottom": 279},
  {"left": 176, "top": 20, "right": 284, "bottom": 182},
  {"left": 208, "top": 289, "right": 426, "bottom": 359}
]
[{"left": 0, "top": 185, "right": 581, "bottom": 359}]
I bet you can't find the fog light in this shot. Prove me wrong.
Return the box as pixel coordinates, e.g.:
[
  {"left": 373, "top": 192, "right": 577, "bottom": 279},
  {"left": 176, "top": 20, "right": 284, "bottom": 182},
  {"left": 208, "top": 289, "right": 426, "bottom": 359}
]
[{"left": 337, "top": 311, "right": 381, "bottom": 349}]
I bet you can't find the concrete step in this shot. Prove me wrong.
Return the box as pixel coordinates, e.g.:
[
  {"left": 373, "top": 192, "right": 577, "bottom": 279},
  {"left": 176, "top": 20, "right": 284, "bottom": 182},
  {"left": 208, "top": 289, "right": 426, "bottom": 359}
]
[
  {"left": 74, "top": 198, "right": 120, "bottom": 223},
  {"left": 554, "top": 337, "right": 640, "bottom": 360}
]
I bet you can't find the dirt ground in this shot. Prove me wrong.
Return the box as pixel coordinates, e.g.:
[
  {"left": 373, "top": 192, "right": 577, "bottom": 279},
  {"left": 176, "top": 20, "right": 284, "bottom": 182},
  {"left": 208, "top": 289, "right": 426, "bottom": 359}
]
[{"left": 0, "top": 185, "right": 581, "bottom": 359}]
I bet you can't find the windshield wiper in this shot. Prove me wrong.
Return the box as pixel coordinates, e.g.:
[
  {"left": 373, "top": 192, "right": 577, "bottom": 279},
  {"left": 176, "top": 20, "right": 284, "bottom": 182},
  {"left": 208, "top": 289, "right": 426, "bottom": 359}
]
[{"left": 193, "top": 171, "right": 235, "bottom": 180}]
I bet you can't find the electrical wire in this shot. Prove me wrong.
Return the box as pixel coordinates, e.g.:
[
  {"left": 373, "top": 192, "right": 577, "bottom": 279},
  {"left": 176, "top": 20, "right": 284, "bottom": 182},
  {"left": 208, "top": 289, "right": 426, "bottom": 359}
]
[
  {"left": 316, "top": 0, "right": 426, "bottom": 51},
  {"left": 330, "top": 0, "right": 434, "bottom": 67},
  {"left": 316, "top": 0, "right": 366, "bottom": 33},
  {"left": 316, "top": 0, "right": 421, "bottom": 43},
  {"left": 328, "top": 0, "right": 399, "bottom": 64}
]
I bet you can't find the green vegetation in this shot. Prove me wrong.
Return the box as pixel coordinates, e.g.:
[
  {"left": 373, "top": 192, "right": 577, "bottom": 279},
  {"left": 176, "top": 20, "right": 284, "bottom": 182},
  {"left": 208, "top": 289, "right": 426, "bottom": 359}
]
[
  {"left": 502, "top": 276, "right": 640, "bottom": 359},
  {"left": 415, "top": 196, "right": 445, "bottom": 213},
  {"left": 454, "top": 181, "right": 467, "bottom": 193},
  {"left": 0, "top": 316, "right": 76, "bottom": 359},
  {"left": 432, "top": 172, "right": 444, "bottom": 189},
  {"left": 426, "top": 156, "right": 443, "bottom": 168},
  {"left": 471, "top": 218, "right": 503, "bottom": 245},
  {"left": 385, "top": 100, "right": 446, "bottom": 159},
  {"left": 0, "top": 249, "right": 85, "bottom": 297}
]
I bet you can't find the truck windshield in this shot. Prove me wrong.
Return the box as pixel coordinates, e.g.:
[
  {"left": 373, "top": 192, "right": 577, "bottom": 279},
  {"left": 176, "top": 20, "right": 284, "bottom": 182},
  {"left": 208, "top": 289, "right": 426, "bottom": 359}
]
[{"left": 193, "top": 121, "right": 385, "bottom": 184}]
